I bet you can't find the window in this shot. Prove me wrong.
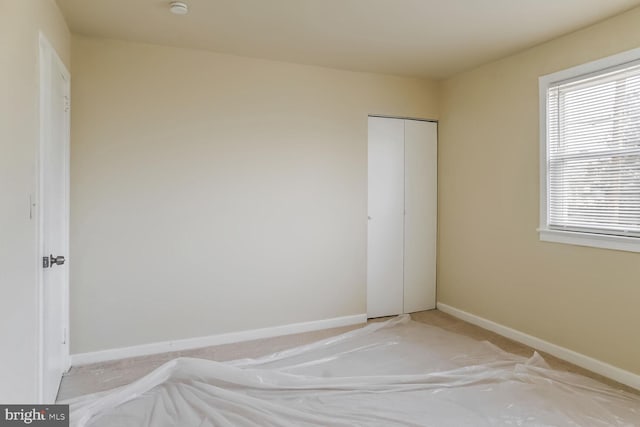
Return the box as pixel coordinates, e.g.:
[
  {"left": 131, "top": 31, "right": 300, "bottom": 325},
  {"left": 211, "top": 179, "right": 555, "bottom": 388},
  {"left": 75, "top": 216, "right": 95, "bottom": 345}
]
[{"left": 539, "top": 48, "right": 640, "bottom": 253}]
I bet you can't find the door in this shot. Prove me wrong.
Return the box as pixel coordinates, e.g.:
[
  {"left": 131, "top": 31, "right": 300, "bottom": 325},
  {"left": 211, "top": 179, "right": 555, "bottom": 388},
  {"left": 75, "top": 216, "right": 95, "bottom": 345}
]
[
  {"left": 367, "top": 117, "right": 437, "bottom": 318},
  {"left": 367, "top": 117, "right": 404, "bottom": 318},
  {"left": 403, "top": 120, "right": 437, "bottom": 312},
  {"left": 39, "top": 35, "right": 70, "bottom": 403}
]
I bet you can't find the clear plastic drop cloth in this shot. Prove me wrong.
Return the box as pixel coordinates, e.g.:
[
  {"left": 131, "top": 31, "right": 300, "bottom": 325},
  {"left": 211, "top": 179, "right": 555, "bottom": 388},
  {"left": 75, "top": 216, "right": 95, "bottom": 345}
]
[{"left": 65, "top": 315, "right": 640, "bottom": 426}]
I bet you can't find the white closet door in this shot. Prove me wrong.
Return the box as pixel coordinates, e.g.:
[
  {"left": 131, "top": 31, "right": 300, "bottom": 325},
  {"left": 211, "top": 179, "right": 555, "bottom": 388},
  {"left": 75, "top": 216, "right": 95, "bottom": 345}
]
[
  {"left": 403, "top": 120, "right": 437, "bottom": 312},
  {"left": 367, "top": 117, "right": 405, "bottom": 318}
]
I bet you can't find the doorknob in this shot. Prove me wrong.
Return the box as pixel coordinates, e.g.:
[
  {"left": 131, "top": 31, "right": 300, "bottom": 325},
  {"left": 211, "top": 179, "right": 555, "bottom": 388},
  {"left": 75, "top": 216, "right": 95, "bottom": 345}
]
[{"left": 49, "top": 254, "right": 65, "bottom": 267}]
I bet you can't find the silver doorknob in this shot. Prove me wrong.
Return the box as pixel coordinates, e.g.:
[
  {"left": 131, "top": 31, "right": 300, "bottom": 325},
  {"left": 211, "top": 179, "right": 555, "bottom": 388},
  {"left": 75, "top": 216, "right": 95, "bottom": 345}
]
[{"left": 49, "top": 254, "right": 65, "bottom": 266}]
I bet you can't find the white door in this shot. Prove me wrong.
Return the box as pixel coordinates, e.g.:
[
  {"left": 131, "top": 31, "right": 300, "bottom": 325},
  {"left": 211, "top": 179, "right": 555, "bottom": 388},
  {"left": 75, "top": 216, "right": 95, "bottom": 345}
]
[
  {"left": 403, "top": 120, "right": 437, "bottom": 312},
  {"left": 39, "top": 35, "right": 70, "bottom": 403},
  {"left": 367, "top": 117, "right": 405, "bottom": 317},
  {"left": 367, "top": 117, "right": 437, "bottom": 318}
]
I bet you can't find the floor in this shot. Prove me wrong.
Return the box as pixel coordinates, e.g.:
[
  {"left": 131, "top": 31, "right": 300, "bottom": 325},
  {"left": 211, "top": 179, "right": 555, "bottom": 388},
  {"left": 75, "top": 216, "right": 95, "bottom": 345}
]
[{"left": 57, "top": 309, "right": 638, "bottom": 402}]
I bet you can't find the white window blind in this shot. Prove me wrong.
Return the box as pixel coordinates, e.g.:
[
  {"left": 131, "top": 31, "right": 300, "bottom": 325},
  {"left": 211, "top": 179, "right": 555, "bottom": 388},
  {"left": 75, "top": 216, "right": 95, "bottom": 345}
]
[{"left": 546, "top": 61, "right": 640, "bottom": 239}]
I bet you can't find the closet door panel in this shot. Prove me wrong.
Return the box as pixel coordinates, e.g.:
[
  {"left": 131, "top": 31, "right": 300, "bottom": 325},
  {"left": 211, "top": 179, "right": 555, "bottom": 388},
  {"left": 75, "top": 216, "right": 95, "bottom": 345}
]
[
  {"left": 367, "top": 117, "right": 405, "bottom": 317},
  {"left": 403, "top": 120, "right": 437, "bottom": 312}
]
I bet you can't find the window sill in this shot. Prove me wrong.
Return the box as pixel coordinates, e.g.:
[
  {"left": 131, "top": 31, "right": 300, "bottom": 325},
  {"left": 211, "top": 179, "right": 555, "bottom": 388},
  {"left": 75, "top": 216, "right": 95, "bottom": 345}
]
[{"left": 538, "top": 229, "right": 640, "bottom": 254}]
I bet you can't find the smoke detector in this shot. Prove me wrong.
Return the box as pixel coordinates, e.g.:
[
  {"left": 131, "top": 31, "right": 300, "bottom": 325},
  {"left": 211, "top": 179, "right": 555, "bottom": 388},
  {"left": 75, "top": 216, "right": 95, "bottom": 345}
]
[{"left": 169, "top": 2, "right": 189, "bottom": 15}]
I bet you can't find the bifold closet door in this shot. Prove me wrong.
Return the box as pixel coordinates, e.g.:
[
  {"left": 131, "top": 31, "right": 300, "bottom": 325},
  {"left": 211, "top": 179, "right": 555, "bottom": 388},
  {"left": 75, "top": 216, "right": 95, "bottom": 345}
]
[
  {"left": 403, "top": 120, "right": 437, "bottom": 313},
  {"left": 367, "top": 117, "right": 405, "bottom": 318},
  {"left": 367, "top": 117, "right": 437, "bottom": 318}
]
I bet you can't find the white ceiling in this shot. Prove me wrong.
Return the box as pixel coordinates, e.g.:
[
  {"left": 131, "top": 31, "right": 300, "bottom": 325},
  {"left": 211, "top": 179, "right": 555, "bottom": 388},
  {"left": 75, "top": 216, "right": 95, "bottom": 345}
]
[{"left": 56, "top": 0, "right": 640, "bottom": 79}]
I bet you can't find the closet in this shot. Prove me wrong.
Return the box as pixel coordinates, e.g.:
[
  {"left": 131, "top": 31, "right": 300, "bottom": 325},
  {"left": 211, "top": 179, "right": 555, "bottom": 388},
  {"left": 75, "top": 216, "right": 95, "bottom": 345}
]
[{"left": 367, "top": 116, "right": 437, "bottom": 318}]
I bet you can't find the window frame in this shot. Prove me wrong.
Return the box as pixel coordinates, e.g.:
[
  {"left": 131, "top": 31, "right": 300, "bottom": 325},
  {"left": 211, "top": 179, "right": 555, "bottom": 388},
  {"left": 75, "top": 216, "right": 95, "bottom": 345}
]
[{"left": 539, "top": 47, "right": 640, "bottom": 253}]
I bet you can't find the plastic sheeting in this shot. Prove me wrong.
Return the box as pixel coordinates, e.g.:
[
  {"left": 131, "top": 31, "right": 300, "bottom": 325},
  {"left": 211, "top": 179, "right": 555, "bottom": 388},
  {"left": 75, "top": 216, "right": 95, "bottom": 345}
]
[{"left": 66, "top": 315, "right": 640, "bottom": 426}]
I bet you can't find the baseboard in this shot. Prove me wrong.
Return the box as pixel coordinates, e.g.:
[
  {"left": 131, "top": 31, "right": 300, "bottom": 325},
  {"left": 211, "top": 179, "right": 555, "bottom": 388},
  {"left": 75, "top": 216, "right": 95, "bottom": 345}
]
[
  {"left": 71, "top": 313, "right": 367, "bottom": 367},
  {"left": 437, "top": 302, "right": 640, "bottom": 391}
]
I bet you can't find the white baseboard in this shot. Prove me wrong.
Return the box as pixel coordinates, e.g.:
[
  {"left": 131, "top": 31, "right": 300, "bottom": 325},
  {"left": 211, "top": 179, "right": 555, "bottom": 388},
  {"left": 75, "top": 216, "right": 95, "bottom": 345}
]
[
  {"left": 437, "top": 302, "right": 640, "bottom": 391},
  {"left": 71, "top": 313, "right": 367, "bottom": 367}
]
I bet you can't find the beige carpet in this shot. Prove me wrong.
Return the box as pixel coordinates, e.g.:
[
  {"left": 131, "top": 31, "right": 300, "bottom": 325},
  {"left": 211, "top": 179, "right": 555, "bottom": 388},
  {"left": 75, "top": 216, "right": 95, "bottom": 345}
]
[{"left": 57, "top": 309, "right": 638, "bottom": 402}]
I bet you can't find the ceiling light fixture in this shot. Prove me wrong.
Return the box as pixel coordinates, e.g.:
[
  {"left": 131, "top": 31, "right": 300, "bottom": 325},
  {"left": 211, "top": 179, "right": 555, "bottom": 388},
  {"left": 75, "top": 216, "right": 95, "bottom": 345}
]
[{"left": 169, "top": 1, "right": 189, "bottom": 15}]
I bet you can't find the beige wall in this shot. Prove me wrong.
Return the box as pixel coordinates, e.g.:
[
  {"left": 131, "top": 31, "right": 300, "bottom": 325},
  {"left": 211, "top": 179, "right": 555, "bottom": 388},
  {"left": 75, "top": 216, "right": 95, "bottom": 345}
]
[
  {"left": 70, "top": 36, "right": 438, "bottom": 354},
  {"left": 438, "top": 6, "right": 640, "bottom": 374},
  {"left": 0, "top": 0, "right": 70, "bottom": 402}
]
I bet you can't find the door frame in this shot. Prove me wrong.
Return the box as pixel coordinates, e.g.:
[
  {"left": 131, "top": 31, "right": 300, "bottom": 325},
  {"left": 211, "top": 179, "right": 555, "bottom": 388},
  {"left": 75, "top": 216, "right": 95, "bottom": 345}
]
[{"left": 37, "top": 33, "right": 71, "bottom": 403}]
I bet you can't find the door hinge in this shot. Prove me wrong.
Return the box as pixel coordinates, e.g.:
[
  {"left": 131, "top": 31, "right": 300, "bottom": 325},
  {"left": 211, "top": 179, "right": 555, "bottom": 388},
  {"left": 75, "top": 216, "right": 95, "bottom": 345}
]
[
  {"left": 63, "top": 327, "right": 67, "bottom": 345},
  {"left": 43, "top": 256, "right": 50, "bottom": 268}
]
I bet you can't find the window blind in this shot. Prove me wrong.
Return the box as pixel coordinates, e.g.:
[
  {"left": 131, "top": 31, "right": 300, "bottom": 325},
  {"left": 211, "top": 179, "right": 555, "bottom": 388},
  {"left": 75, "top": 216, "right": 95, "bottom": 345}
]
[{"left": 546, "top": 61, "right": 640, "bottom": 238}]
